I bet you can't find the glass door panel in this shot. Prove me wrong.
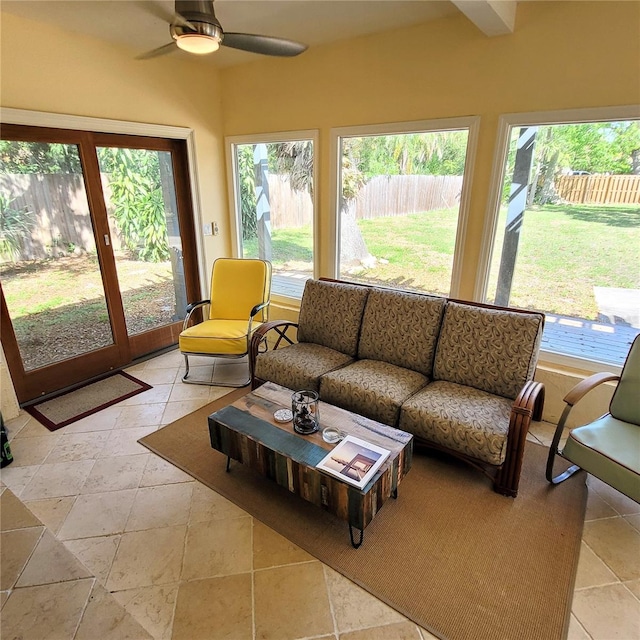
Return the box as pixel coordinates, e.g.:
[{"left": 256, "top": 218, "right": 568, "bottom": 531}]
[
  {"left": 0, "top": 141, "right": 114, "bottom": 372},
  {"left": 97, "top": 147, "right": 188, "bottom": 336}
]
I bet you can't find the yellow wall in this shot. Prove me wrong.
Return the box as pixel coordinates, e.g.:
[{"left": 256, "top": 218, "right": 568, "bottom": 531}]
[
  {"left": 220, "top": 1, "right": 640, "bottom": 292},
  {"left": 218, "top": 1, "right": 638, "bottom": 422},
  {"left": 1, "top": 2, "right": 638, "bottom": 421},
  {"left": 0, "top": 11, "right": 230, "bottom": 263}
]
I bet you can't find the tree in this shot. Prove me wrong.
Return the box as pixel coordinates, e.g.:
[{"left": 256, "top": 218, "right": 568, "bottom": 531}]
[
  {"left": 97, "top": 148, "right": 169, "bottom": 262},
  {"left": 526, "top": 121, "right": 640, "bottom": 204}
]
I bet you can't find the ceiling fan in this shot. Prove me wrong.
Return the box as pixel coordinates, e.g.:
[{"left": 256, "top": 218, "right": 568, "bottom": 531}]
[{"left": 139, "top": 0, "right": 308, "bottom": 59}]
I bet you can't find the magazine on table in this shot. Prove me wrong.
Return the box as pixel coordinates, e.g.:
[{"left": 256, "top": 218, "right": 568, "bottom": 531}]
[{"left": 316, "top": 434, "right": 391, "bottom": 489}]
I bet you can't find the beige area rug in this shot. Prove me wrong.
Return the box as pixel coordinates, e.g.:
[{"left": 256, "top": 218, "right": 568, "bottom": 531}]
[
  {"left": 139, "top": 389, "right": 587, "bottom": 640},
  {"left": 26, "top": 371, "right": 152, "bottom": 431}
]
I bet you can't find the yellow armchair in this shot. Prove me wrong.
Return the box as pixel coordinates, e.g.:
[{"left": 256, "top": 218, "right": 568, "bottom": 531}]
[{"left": 179, "top": 258, "right": 271, "bottom": 386}]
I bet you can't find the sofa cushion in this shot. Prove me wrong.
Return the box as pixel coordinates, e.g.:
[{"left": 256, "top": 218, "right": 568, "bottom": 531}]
[
  {"left": 433, "top": 302, "right": 543, "bottom": 400},
  {"left": 399, "top": 381, "right": 513, "bottom": 466},
  {"left": 358, "top": 287, "right": 446, "bottom": 376},
  {"left": 320, "top": 359, "right": 428, "bottom": 427},
  {"left": 297, "top": 280, "right": 369, "bottom": 357},
  {"left": 255, "top": 343, "right": 353, "bottom": 392}
]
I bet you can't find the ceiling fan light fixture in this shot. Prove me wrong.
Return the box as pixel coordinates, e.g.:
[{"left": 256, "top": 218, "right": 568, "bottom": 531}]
[{"left": 175, "top": 33, "right": 220, "bottom": 54}]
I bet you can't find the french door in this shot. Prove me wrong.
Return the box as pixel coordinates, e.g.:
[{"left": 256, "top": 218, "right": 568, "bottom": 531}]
[{"left": 0, "top": 125, "right": 200, "bottom": 402}]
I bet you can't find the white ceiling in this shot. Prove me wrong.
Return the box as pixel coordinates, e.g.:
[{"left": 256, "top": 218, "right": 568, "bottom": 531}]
[{"left": 1, "top": 0, "right": 517, "bottom": 68}]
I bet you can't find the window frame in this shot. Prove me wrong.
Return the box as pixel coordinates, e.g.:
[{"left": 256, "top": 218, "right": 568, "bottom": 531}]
[
  {"left": 476, "top": 104, "right": 640, "bottom": 373},
  {"left": 225, "top": 129, "right": 320, "bottom": 303},
  {"left": 329, "top": 117, "right": 480, "bottom": 298}
]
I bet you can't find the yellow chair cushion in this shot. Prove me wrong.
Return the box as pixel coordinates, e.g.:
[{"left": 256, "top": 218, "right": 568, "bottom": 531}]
[
  {"left": 209, "top": 259, "right": 271, "bottom": 322},
  {"left": 179, "top": 319, "right": 262, "bottom": 356}
]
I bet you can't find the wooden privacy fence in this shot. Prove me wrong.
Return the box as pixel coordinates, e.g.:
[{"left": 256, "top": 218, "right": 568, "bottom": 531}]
[
  {"left": 1, "top": 173, "right": 120, "bottom": 261},
  {"left": 555, "top": 174, "right": 640, "bottom": 205},
  {"left": 2, "top": 172, "right": 464, "bottom": 257},
  {"left": 354, "top": 175, "right": 462, "bottom": 219},
  {"left": 268, "top": 174, "right": 463, "bottom": 229}
]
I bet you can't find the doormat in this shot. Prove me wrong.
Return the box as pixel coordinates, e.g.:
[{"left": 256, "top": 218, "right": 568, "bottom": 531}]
[
  {"left": 25, "top": 371, "right": 152, "bottom": 431},
  {"left": 140, "top": 390, "right": 587, "bottom": 640}
]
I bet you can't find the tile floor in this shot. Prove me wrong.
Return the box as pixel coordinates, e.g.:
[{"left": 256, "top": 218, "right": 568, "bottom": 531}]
[{"left": 1, "top": 349, "right": 639, "bottom": 640}]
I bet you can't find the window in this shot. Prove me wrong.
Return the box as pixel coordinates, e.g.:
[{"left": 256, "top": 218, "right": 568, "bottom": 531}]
[
  {"left": 482, "top": 108, "right": 640, "bottom": 367},
  {"left": 331, "top": 118, "right": 478, "bottom": 297},
  {"left": 227, "top": 132, "right": 317, "bottom": 299}
]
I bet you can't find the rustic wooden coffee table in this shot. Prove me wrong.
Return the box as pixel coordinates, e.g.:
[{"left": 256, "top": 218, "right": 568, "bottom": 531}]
[{"left": 208, "top": 382, "right": 413, "bottom": 548}]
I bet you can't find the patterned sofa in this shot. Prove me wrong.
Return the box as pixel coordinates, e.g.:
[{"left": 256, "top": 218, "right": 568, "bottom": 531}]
[{"left": 249, "top": 279, "right": 545, "bottom": 496}]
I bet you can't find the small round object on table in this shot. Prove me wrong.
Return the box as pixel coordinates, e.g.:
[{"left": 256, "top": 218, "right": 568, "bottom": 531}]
[
  {"left": 273, "top": 409, "right": 293, "bottom": 423},
  {"left": 322, "top": 427, "right": 344, "bottom": 444}
]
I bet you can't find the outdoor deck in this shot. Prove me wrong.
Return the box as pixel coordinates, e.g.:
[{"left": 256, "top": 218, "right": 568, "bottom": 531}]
[{"left": 271, "top": 273, "right": 638, "bottom": 367}]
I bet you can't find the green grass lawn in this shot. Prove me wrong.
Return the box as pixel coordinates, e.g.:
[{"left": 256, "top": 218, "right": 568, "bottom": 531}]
[{"left": 246, "top": 203, "right": 639, "bottom": 319}]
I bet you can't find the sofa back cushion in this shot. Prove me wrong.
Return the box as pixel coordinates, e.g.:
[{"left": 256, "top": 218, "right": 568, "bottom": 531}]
[
  {"left": 358, "top": 288, "right": 446, "bottom": 376},
  {"left": 297, "top": 280, "right": 369, "bottom": 357},
  {"left": 433, "top": 302, "right": 543, "bottom": 400}
]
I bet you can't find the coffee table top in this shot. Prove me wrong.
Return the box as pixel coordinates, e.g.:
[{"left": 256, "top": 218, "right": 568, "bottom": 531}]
[{"left": 211, "top": 381, "right": 413, "bottom": 490}]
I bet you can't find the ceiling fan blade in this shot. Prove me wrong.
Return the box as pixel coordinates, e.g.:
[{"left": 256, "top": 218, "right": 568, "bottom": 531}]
[
  {"left": 222, "top": 33, "right": 307, "bottom": 57},
  {"left": 137, "top": 1, "right": 196, "bottom": 30},
  {"left": 136, "top": 42, "right": 178, "bottom": 60}
]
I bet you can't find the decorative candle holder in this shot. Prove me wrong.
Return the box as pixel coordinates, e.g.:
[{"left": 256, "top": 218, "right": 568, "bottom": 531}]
[{"left": 291, "top": 390, "right": 320, "bottom": 435}]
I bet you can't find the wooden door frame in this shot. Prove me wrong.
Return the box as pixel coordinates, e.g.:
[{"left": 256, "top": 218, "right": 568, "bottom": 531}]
[{"left": 0, "top": 122, "right": 202, "bottom": 402}]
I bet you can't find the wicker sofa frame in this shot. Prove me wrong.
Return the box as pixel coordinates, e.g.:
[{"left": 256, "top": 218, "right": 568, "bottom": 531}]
[{"left": 249, "top": 278, "right": 545, "bottom": 497}]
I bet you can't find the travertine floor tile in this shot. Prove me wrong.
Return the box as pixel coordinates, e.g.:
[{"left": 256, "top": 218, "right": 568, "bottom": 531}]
[
  {"left": 572, "top": 583, "right": 640, "bottom": 639},
  {"left": 64, "top": 535, "right": 120, "bottom": 586},
  {"left": 625, "top": 578, "right": 640, "bottom": 600},
  {"left": 0, "top": 578, "right": 93, "bottom": 639},
  {"left": 625, "top": 513, "right": 640, "bottom": 533},
  {"left": 44, "top": 430, "right": 110, "bottom": 463},
  {"left": 585, "top": 487, "right": 619, "bottom": 520},
  {"left": 588, "top": 476, "right": 640, "bottom": 516},
  {"left": 0, "top": 527, "right": 43, "bottom": 590},
  {"left": 582, "top": 517, "right": 640, "bottom": 581},
  {"left": 0, "top": 487, "right": 41, "bottom": 530},
  {"left": 172, "top": 574, "right": 252, "bottom": 640},
  {"left": 62, "top": 406, "right": 121, "bottom": 433},
  {"left": 16, "top": 529, "right": 91, "bottom": 586},
  {"left": 131, "top": 367, "right": 179, "bottom": 385},
  {"left": 112, "top": 584, "right": 178, "bottom": 640},
  {"left": 339, "top": 621, "right": 422, "bottom": 639},
  {"left": 253, "top": 519, "right": 314, "bottom": 569},
  {"left": 98, "top": 426, "right": 157, "bottom": 458},
  {"left": 168, "top": 382, "right": 212, "bottom": 403},
  {"left": 254, "top": 561, "right": 334, "bottom": 640},
  {"left": 574, "top": 541, "right": 618, "bottom": 589},
  {"left": 118, "top": 384, "right": 172, "bottom": 406},
  {"left": 188, "top": 481, "right": 248, "bottom": 524},
  {"left": 0, "top": 464, "right": 40, "bottom": 497},
  {"left": 1, "top": 590, "right": 9, "bottom": 608},
  {"left": 125, "top": 483, "right": 193, "bottom": 531},
  {"left": 5, "top": 435, "right": 59, "bottom": 467},
  {"left": 58, "top": 488, "right": 137, "bottom": 540},
  {"left": 81, "top": 454, "right": 149, "bottom": 494},
  {"left": 75, "top": 582, "right": 153, "bottom": 640},
  {"left": 182, "top": 517, "right": 252, "bottom": 580},
  {"left": 567, "top": 614, "right": 591, "bottom": 640},
  {"left": 23, "top": 496, "right": 76, "bottom": 534},
  {"left": 139, "top": 454, "right": 193, "bottom": 487},
  {"left": 325, "top": 566, "right": 405, "bottom": 633},
  {"left": 11, "top": 416, "right": 58, "bottom": 439},
  {"left": 114, "top": 403, "right": 166, "bottom": 429},
  {"left": 106, "top": 525, "right": 187, "bottom": 591},
  {"left": 20, "top": 459, "right": 95, "bottom": 501},
  {"left": 160, "top": 398, "right": 212, "bottom": 425}
]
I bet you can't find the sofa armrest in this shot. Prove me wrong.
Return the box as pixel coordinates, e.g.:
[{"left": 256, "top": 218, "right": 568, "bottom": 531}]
[
  {"left": 495, "top": 380, "right": 545, "bottom": 496},
  {"left": 249, "top": 320, "right": 299, "bottom": 389}
]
